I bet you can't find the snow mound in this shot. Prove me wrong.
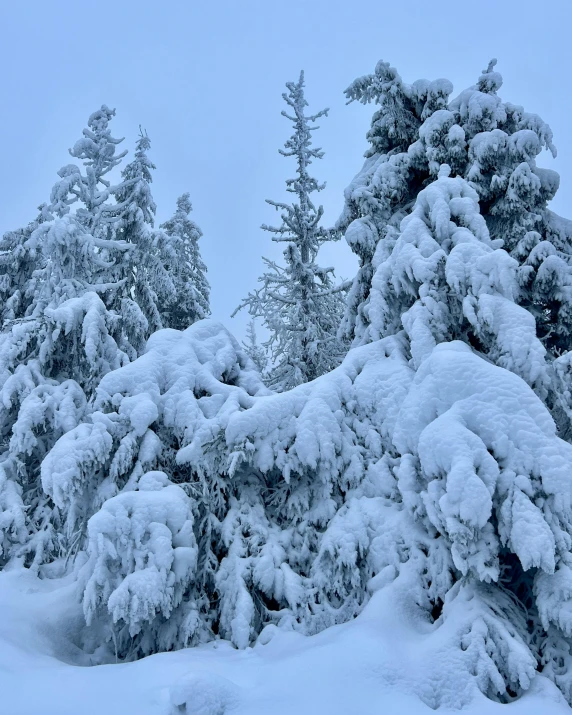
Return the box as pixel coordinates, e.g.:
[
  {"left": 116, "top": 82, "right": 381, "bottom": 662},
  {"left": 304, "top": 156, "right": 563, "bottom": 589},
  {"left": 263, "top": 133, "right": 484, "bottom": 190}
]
[
  {"left": 0, "top": 568, "right": 569, "bottom": 715},
  {"left": 169, "top": 672, "right": 240, "bottom": 715}
]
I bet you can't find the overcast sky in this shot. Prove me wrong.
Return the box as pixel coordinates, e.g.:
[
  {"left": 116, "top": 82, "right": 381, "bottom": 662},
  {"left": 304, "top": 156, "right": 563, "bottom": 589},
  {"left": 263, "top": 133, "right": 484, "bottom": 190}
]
[{"left": 1, "top": 0, "right": 570, "bottom": 341}]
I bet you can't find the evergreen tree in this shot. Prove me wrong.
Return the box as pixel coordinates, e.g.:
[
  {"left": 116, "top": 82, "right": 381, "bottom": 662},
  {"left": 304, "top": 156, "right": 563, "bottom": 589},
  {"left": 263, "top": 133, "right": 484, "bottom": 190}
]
[
  {"left": 336, "top": 60, "right": 448, "bottom": 345},
  {"left": 350, "top": 169, "right": 572, "bottom": 704},
  {"left": 0, "top": 107, "right": 145, "bottom": 568},
  {"left": 339, "top": 59, "right": 572, "bottom": 436},
  {"left": 242, "top": 320, "right": 268, "bottom": 375},
  {"left": 338, "top": 60, "right": 562, "bottom": 345},
  {"left": 116, "top": 128, "right": 156, "bottom": 232},
  {"left": 42, "top": 321, "right": 270, "bottom": 657},
  {"left": 159, "top": 193, "right": 210, "bottom": 330},
  {"left": 235, "top": 71, "right": 346, "bottom": 391},
  {"left": 0, "top": 203, "right": 52, "bottom": 324},
  {"left": 113, "top": 128, "right": 163, "bottom": 354},
  {"left": 50, "top": 105, "right": 128, "bottom": 232},
  {"left": 0, "top": 214, "right": 130, "bottom": 569}
]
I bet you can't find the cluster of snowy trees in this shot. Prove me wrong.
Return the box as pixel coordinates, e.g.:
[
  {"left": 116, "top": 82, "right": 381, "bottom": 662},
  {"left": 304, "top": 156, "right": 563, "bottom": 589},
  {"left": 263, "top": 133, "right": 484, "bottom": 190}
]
[
  {"left": 0, "top": 107, "right": 210, "bottom": 568},
  {"left": 3, "top": 59, "right": 572, "bottom": 708}
]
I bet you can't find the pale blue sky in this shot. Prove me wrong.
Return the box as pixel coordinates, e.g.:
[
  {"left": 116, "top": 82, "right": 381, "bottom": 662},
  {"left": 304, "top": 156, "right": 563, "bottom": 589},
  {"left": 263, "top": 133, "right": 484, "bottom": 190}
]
[{"left": 1, "top": 0, "right": 570, "bottom": 340}]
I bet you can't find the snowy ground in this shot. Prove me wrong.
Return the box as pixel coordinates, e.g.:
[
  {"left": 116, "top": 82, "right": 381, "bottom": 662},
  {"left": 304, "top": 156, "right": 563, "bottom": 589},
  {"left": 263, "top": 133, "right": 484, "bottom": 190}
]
[{"left": 1, "top": 569, "right": 570, "bottom": 715}]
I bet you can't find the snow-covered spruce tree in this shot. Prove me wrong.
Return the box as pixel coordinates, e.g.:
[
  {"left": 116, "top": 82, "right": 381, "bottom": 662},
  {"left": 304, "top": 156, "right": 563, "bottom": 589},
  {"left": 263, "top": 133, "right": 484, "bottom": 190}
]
[
  {"left": 158, "top": 193, "right": 211, "bottom": 330},
  {"left": 108, "top": 133, "right": 210, "bottom": 345},
  {"left": 50, "top": 105, "right": 128, "bottom": 232},
  {"left": 81, "top": 470, "right": 199, "bottom": 658},
  {"left": 0, "top": 107, "right": 142, "bottom": 569},
  {"left": 338, "top": 61, "right": 571, "bottom": 390},
  {"left": 243, "top": 320, "right": 268, "bottom": 376},
  {"left": 0, "top": 216, "right": 130, "bottom": 568},
  {"left": 0, "top": 204, "right": 53, "bottom": 324},
  {"left": 116, "top": 128, "right": 157, "bottom": 232},
  {"left": 353, "top": 170, "right": 572, "bottom": 705},
  {"left": 336, "top": 60, "right": 450, "bottom": 344},
  {"left": 46, "top": 104, "right": 145, "bottom": 364},
  {"left": 43, "top": 321, "right": 270, "bottom": 656},
  {"left": 235, "top": 71, "right": 346, "bottom": 391},
  {"left": 112, "top": 127, "right": 162, "bottom": 354}
]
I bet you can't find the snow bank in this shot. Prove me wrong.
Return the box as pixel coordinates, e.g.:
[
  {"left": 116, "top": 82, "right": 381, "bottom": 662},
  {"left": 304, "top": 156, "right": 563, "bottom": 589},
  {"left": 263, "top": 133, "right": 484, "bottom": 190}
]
[{"left": 0, "top": 568, "right": 569, "bottom": 715}]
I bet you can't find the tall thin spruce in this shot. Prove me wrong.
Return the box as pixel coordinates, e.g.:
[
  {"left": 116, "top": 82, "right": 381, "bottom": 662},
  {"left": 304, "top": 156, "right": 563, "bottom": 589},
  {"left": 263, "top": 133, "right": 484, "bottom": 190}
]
[{"left": 234, "top": 71, "right": 347, "bottom": 391}]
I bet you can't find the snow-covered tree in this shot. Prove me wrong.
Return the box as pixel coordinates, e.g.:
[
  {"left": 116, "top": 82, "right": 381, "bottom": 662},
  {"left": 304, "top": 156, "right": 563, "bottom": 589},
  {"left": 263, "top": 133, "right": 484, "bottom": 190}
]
[
  {"left": 0, "top": 107, "right": 144, "bottom": 568},
  {"left": 43, "top": 321, "right": 270, "bottom": 657},
  {"left": 0, "top": 215, "right": 130, "bottom": 568},
  {"left": 44, "top": 105, "right": 141, "bottom": 359},
  {"left": 336, "top": 60, "right": 449, "bottom": 344},
  {"left": 338, "top": 60, "right": 565, "bottom": 346},
  {"left": 81, "top": 471, "right": 200, "bottom": 658},
  {"left": 242, "top": 320, "right": 268, "bottom": 375},
  {"left": 111, "top": 128, "right": 163, "bottom": 353},
  {"left": 235, "top": 71, "right": 347, "bottom": 391},
  {"left": 159, "top": 193, "right": 210, "bottom": 330},
  {"left": 49, "top": 105, "right": 128, "bottom": 232},
  {"left": 339, "top": 58, "right": 572, "bottom": 437},
  {"left": 116, "top": 128, "right": 157, "bottom": 233},
  {"left": 356, "top": 172, "right": 572, "bottom": 702},
  {"left": 0, "top": 204, "right": 52, "bottom": 325}
]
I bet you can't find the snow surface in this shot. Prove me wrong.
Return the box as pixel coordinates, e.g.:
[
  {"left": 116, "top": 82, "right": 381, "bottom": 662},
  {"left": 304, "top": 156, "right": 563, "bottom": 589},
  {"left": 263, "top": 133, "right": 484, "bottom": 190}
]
[{"left": 0, "top": 567, "right": 569, "bottom": 715}]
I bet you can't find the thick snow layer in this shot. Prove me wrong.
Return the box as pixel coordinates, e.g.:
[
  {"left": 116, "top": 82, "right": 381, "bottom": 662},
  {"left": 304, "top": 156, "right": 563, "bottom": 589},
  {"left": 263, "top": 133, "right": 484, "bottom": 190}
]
[{"left": 0, "top": 567, "right": 569, "bottom": 715}]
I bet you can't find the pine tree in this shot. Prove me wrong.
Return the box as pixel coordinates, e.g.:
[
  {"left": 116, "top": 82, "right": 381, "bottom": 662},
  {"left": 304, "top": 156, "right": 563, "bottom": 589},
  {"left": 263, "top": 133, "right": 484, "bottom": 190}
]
[
  {"left": 159, "top": 193, "right": 210, "bottom": 330},
  {"left": 50, "top": 105, "right": 128, "bottom": 232},
  {"left": 113, "top": 128, "right": 163, "bottom": 353},
  {"left": 0, "top": 107, "right": 144, "bottom": 568},
  {"left": 242, "top": 320, "right": 268, "bottom": 375},
  {"left": 0, "top": 203, "right": 52, "bottom": 324},
  {"left": 235, "top": 71, "right": 346, "bottom": 391},
  {"left": 339, "top": 59, "right": 572, "bottom": 436}
]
